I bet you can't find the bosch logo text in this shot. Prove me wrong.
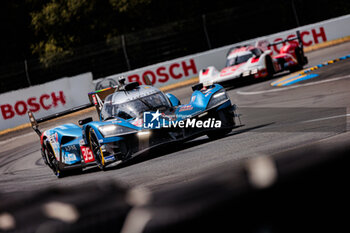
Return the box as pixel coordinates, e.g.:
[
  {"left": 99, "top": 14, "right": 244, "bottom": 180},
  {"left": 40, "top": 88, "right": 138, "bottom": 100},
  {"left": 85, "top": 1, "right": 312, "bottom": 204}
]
[
  {"left": 1, "top": 91, "right": 66, "bottom": 120},
  {"left": 127, "top": 59, "right": 197, "bottom": 85}
]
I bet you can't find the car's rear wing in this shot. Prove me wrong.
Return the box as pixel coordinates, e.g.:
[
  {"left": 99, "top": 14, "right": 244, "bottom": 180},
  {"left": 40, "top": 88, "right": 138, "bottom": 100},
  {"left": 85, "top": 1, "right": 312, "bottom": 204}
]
[
  {"left": 27, "top": 78, "right": 125, "bottom": 137},
  {"left": 28, "top": 103, "right": 93, "bottom": 137},
  {"left": 268, "top": 30, "right": 304, "bottom": 50},
  {"left": 28, "top": 86, "right": 117, "bottom": 137},
  {"left": 28, "top": 76, "right": 152, "bottom": 137},
  {"left": 27, "top": 88, "right": 115, "bottom": 137},
  {"left": 227, "top": 31, "right": 304, "bottom": 58}
]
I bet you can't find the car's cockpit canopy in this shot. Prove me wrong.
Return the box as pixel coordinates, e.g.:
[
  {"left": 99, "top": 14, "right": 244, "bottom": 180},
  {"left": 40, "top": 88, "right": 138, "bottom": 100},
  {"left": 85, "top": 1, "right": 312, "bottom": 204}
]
[
  {"left": 225, "top": 47, "right": 263, "bottom": 67},
  {"left": 101, "top": 91, "right": 170, "bottom": 121}
]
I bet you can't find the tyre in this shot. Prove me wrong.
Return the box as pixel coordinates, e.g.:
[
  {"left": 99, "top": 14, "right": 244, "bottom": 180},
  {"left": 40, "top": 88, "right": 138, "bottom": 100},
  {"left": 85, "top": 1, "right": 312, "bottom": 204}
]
[
  {"left": 89, "top": 128, "right": 106, "bottom": 170},
  {"left": 265, "top": 55, "right": 275, "bottom": 78},
  {"left": 295, "top": 47, "right": 305, "bottom": 65},
  {"left": 41, "top": 148, "right": 49, "bottom": 166},
  {"left": 207, "top": 108, "right": 235, "bottom": 140},
  {"left": 290, "top": 47, "right": 304, "bottom": 72},
  {"left": 44, "top": 140, "right": 65, "bottom": 178},
  {"left": 117, "top": 140, "right": 131, "bottom": 161}
]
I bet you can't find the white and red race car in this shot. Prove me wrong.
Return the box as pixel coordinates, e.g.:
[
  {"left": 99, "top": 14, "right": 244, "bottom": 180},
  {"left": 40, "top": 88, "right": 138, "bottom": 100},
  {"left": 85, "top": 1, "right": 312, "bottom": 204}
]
[{"left": 199, "top": 32, "right": 308, "bottom": 87}]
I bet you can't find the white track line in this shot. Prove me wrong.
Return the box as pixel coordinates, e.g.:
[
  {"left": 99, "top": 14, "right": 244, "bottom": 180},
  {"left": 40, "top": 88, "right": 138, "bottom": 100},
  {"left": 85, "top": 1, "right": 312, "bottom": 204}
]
[
  {"left": 302, "top": 113, "right": 350, "bottom": 123},
  {"left": 237, "top": 75, "right": 350, "bottom": 95}
]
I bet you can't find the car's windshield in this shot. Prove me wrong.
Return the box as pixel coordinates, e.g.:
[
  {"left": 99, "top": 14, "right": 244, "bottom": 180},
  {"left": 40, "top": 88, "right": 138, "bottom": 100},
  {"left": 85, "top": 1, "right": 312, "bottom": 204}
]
[
  {"left": 226, "top": 53, "right": 253, "bottom": 67},
  {"left": 101, "top": 92, "right": 170, "bottom": 120}
]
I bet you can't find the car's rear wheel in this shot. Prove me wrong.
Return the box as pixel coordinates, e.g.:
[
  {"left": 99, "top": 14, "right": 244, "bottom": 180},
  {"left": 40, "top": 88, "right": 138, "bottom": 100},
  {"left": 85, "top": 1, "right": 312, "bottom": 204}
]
[
  {"left": 295, "top": 47, "right": 306, "bottom": 65},
  {"left": 290, "top": 47, "right": 305, "bottom": 72},
  {"left": 265, "top": 55, "right": 275, "bottom": 78},
  {"left": 89, "top": 128, "right": 106, "bottom": 170}
]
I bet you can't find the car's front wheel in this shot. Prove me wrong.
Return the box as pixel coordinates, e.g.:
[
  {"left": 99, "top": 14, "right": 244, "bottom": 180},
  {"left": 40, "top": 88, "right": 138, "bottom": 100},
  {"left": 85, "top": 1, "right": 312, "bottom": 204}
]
[
  {"left": 207, "top": 108, "right": 235, "bottom": 140},
  {"left": 89, "top": 128, "right": 106, "bottom": 171},
  {"left": 44, "top": 140, "right": 65, "bottom": 178}
]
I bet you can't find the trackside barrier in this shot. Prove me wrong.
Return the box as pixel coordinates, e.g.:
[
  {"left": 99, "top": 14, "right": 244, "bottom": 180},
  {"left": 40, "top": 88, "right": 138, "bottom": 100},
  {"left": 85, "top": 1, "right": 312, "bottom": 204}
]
[
  {"left": 94, "top": 14, "right": 350, "bottom": 90},
  {"left": 0, "top": 73, "right": 94, "bottom": 131},
  {"left": 1, "top": 15, "right": 350, "bottom": 131}
]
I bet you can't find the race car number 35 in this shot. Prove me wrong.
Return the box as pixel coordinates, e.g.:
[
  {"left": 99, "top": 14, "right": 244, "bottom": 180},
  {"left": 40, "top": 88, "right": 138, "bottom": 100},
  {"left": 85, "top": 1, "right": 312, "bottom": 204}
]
[{"left": 81, "top": 146, "right": 95, "bottom": 163}]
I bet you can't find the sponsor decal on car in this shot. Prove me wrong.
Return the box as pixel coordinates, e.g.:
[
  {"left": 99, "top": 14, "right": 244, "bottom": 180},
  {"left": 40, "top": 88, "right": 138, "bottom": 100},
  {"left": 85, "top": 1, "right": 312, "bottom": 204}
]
[
  {"left": 104, "top": 155, "right": 116, "bottom": 163},
  {"left": 65, "top": 145, "right": 77, "bottom": 151},
  {"left": 179, "top": 105, "right": 193, "bottom": 112},
  {"left": 205, "top": 92, "right": 212, "bottom": 97},
  {"left": 64, "top": 153, "right": 77, "bottom": 163},
  {"left": 131, "top": 118, "right": 143, "bottom": 127},
  {"left": 80, "top": 146, "right": 94, "bottom": 163}
]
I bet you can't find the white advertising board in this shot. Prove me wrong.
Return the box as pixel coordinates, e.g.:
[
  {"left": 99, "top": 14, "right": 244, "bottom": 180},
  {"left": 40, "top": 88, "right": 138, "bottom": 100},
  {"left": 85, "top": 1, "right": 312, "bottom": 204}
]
[
  {"left": 94, "top": 14, "right": 350, "bottom": 90},
  {"left": 0, "top": 73, "right": 94, "bottom": 130},
  {"left": 2, "top": 14, "right": 350, "bottom": 131}
]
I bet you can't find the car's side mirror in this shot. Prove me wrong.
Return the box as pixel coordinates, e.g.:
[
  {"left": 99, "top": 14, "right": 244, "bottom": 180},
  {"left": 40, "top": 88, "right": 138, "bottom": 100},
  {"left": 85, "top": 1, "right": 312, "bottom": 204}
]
[
  {"left": 125, "top": 82, "right": 140, "bottom": 91},
  {"left": 166, "top": 93, "right": 181, "bottom": 107},
  {"left": 79, "top": 117, "right": 93, "bottom": 125}
]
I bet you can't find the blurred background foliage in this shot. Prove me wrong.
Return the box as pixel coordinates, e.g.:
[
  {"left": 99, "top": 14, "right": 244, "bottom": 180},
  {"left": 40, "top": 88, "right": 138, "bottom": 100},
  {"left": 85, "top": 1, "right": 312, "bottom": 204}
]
[{"left": 0, "top": 0, "right": 349, "bottom": 92}]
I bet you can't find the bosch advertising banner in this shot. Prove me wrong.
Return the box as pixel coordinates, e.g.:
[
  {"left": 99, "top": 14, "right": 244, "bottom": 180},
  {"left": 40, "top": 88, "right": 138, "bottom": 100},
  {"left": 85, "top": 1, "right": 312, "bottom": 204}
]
[
  {"left": 0, "top": 73, "right": 94, "bottom": 131},
  {"left": 95, "top": 58, "right": 200, "bottom": 90},
  {"left": 95, "top": 14, "right": 350, "bottom": 89},
  {"left": 2, "top": 15, "right": 350, "bottom": 131}
]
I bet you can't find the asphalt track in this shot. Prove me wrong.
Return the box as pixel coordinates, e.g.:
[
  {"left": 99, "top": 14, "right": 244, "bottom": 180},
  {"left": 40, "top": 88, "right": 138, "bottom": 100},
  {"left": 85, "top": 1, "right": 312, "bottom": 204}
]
[{"left": 0, "top": 42, "right": 350, "bottom": 199}]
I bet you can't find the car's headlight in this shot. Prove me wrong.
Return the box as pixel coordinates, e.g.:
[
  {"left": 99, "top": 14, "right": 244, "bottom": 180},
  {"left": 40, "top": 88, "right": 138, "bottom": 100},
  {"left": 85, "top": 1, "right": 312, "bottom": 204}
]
[
  {"left": 207, "top": 89, "right": 229, "bottom": 109},
  {"left": 251, "top": 68, "right": 258, "bottom": 74},
  {"left": 243, "top": 70, "right": 250, "bottom": 76},
  {"left": 243, "top": 68, "right": 258, "bottom": 76},
  {"left": 98, "top": 125, "right": 136, "bottom": 137}
]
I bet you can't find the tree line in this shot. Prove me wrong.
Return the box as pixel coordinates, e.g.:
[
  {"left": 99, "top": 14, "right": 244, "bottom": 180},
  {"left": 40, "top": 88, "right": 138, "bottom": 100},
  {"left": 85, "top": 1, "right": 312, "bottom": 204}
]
[{"left": 1, "top": 0, "right": 349, "bottom": 69}]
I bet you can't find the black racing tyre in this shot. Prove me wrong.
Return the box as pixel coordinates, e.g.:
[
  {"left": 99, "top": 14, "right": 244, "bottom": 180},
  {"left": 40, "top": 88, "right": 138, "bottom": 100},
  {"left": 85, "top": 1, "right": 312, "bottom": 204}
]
[
  {"left": 207, "top": 108, "right": 235, "bottom": 140},
  {"left": 89, "top": 128, "right": 106, "bottom": 170},
  {"left": 295, "top": 47, "right": 305, "bottom": 65},
  {"left": 265, "top": 55, "right": 275, "bottom": 78},
  {"left": 44, "top": 140, "right": 65, "bottom": 178},
  {"left": 290, "top": 47, "right": 304, "bottom": 72},
  {"left": 41, "top": 147, "right": 49, "bottom": 166},
  {"left": 118, "top": 140, "right": 132, "bottom": 161}
]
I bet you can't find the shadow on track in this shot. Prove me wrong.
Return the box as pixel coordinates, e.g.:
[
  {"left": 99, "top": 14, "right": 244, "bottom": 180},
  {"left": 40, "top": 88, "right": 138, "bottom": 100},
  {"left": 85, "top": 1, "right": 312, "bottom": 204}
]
[
  {"left": 225, "top": 72, "right": 288, "bottom": 91},
  {"left": 66, "top": 123, "right": 275, "bottom": 177},
  {"left": 112, "top": 122, "right": 275, "bottom": 170}
]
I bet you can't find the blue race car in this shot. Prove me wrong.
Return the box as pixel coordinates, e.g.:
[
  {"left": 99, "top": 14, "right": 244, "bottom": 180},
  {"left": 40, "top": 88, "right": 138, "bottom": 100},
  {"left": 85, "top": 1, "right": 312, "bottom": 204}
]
[{"left": 28, "top": 78, "right": 239, "bottom": 177}]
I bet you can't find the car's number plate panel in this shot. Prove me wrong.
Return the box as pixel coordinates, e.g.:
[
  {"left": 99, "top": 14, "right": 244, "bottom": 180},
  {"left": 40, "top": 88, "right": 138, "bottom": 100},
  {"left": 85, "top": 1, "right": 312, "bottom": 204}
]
[{"left": 81, "top": 146, "right": 95, "bottom": 163}]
